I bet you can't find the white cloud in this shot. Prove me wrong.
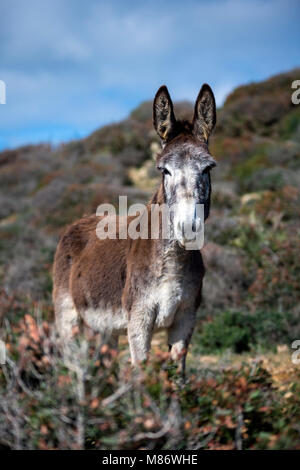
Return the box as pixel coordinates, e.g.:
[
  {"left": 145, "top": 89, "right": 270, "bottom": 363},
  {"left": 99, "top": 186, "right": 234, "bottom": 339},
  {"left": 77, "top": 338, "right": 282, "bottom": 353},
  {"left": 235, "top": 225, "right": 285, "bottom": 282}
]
[{"left": 0, "top": 0, "right": 299, "bottom": 148}]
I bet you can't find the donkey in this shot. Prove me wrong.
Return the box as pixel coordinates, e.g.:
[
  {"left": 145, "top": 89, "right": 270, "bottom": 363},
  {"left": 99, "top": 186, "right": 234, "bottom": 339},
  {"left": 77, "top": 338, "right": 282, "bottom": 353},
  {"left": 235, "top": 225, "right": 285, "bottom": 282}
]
[{"left": 53, "top": 84, "right": 217, "bottom": 379}]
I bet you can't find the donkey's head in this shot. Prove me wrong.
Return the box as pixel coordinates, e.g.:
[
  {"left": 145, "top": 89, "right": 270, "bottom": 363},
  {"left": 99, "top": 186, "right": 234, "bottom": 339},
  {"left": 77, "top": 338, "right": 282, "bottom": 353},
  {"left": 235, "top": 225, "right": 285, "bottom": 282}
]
[{"left": 153, "top": 84, "right": 217, "bottom": 248}]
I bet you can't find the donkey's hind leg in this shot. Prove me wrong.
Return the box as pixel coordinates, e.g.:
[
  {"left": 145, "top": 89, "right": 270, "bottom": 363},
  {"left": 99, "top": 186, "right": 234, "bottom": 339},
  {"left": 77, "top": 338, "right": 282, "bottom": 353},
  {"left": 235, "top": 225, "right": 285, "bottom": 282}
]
[
  {"left": 55, "top": 292, "right": 78, "bottom": 341},
  {"left": 54, "top": 291, "right": 82, "bottom": 369}
]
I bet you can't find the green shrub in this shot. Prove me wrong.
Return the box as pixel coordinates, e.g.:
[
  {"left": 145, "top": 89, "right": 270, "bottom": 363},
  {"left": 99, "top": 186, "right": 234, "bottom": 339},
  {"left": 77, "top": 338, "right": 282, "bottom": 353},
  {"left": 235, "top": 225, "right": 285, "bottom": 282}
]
[
  {"left": 279, "top": 108, "right": 300, "bottom": 141},
  {"left": 196, "top": 309, "right": 295, "bottom": 354}
]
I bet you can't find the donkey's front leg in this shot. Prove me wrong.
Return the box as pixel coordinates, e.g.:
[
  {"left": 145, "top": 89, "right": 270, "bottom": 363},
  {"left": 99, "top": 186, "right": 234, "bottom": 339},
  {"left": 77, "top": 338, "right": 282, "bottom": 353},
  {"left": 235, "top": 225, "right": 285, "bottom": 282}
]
[
  {"left": 168, "top": 309, "right": 196, "bottom": 382},
  {"left": 127, "top": 309, "right": 156, "bottom": 365}
]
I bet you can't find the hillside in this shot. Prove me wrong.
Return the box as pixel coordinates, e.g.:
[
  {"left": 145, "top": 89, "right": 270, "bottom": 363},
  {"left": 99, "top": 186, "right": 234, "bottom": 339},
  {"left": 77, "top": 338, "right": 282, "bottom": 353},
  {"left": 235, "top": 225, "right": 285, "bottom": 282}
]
[{"left": 0, "top": 68, "right": 300, "bottom": 449}]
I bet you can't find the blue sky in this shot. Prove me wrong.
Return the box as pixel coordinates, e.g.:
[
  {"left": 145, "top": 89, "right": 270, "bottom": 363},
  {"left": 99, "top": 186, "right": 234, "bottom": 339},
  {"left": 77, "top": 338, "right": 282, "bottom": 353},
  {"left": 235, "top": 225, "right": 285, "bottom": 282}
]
[{"left": 0, "top": 0, "right": 299, "bottom": 150}]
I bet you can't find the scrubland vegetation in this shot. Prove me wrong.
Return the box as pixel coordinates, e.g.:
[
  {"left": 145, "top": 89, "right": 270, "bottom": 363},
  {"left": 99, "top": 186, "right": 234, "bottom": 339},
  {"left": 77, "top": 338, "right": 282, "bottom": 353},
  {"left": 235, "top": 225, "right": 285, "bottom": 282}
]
[{"left": 0, "top": 69, "right": 300, "bottom": 449}]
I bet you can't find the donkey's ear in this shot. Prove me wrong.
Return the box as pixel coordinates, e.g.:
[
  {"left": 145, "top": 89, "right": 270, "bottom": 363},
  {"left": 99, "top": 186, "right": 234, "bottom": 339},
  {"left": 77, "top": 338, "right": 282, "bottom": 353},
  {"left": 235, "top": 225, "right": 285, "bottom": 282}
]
[
  {"left": 153, "top": 85, "right": 176, "bottom": 143},
  {"left": 193, "top": 84, "right": 216, "bottom": 142}
]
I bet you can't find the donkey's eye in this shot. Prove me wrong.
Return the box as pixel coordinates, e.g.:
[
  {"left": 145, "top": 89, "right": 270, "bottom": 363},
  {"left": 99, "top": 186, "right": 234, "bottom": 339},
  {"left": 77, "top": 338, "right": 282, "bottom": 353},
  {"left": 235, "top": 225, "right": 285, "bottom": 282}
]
[{"left": 157, "top": 166, "right": 171, "bottom": 176}]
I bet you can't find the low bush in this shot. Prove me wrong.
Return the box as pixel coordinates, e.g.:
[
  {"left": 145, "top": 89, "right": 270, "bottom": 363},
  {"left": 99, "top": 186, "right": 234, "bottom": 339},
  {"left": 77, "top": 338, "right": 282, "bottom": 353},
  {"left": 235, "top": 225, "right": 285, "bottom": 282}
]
[
  {"left": 195, "top": 309, "right": 296, "bottom": 354},
  {"left": 1, "top": 309, "right": 300, "bottom": 450}
]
